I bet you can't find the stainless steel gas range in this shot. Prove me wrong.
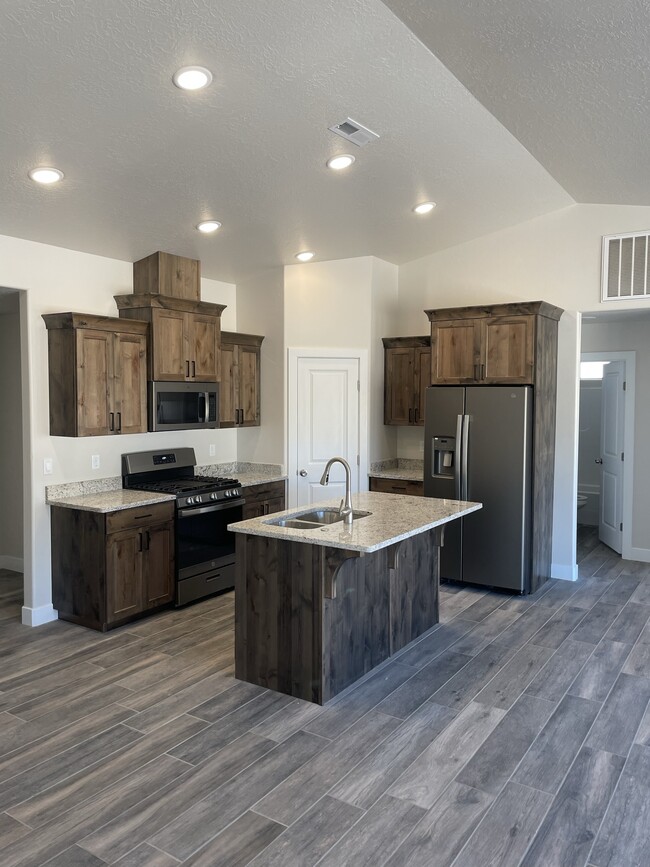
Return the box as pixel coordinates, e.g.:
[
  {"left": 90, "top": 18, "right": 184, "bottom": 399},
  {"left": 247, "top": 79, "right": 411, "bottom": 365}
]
[{"left": 122, "top": 448, "right": 244, "bottom": 606}]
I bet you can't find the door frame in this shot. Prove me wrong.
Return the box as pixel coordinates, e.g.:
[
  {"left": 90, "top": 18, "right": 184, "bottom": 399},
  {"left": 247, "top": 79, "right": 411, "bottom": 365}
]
[
  {"left": 580, "top": 350, "right": 636, "bottom": 560},
  {"left": 287, "top": 348, "right": 369, "bottom": 509}
]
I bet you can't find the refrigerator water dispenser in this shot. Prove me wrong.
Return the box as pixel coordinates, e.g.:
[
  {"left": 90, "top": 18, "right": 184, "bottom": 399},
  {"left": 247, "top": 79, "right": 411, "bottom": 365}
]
[{"left": 432, "top": 436, "right": 455, "bottom": 477}]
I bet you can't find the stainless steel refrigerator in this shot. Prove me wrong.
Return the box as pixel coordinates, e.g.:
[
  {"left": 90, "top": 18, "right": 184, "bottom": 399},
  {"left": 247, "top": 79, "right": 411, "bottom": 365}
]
[{"left": 424, "top": 385, "right": 533, "bottom": 592}]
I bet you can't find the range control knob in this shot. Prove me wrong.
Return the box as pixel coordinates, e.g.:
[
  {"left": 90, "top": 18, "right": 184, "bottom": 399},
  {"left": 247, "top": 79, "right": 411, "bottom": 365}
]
[
  {"left": 195, "top": 495, "right": 203, "bottom": 504},
  {"left": 187, "top": 497, "right": 194, "bottom": 505}
]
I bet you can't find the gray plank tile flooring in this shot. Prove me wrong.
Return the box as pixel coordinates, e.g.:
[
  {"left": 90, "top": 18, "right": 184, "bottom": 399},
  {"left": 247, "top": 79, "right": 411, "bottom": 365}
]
[{"left": 1, "top": 528, "right": 650, "bottom": 866}]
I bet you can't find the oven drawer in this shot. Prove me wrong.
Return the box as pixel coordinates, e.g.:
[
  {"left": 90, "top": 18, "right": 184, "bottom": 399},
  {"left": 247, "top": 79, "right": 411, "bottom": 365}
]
[
  {"left": 106, "top": 501, "right": 175, "bottom": 534},
  {"left": 177, "top": 563, "right": 235, "bottom": 606}
]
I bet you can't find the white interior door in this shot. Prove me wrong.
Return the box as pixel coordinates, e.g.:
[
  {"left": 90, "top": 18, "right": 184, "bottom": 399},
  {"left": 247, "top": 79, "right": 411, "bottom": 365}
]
[
  {"left": 599, "top": 360, "right": 625, "bottom": 552},
  {"left": 293, "top": 355, "right": 361, "bottom": 507}
]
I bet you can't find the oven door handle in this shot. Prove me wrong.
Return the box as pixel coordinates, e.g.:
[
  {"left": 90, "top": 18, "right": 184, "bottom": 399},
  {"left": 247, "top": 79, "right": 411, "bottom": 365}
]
[{"left": 178, "top": 498, "right": 245, "bottom": 518}]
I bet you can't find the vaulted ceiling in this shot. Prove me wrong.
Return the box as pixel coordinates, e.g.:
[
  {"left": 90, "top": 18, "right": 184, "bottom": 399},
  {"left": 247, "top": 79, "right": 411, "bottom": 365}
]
[{"left": 1, "top": 0, "right": 644, "bottom": 283}]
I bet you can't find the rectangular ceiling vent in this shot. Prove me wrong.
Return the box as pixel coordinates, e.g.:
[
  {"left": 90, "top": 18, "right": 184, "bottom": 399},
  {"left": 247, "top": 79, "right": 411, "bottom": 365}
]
[
  {"left": 602, "top": 231, "right": 650, "bottom": 301},
  {"left": 328, "top": 117, "right": 380, "bottom": 148}
]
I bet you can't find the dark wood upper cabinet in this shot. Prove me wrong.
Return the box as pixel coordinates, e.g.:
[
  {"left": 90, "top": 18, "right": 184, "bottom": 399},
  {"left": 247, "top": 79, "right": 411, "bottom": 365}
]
[
  {"left": 426, "top": 302, "right": 560, "bottom": 386},
  {"left": 133, "top": 251, "right": 200, "bottom": 301},
  {"left": 383, "top": 336, "right": 431, "bottom": 426},
  {"left": 42, "top": 313, "right": 148, "bottom": 437},
  {"left": 115, "top": 294, "right": 225, "bottom": 383},
  {"left": 220, "top": 332, "right": 264, "bottom": 427}
]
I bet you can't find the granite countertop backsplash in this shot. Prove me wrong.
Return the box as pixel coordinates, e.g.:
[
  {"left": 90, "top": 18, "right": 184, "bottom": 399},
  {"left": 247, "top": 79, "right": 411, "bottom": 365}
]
[
  {"left": 369, "top": 459, "right": 424, "bottom": 482},
  {"left": 46, "top": 462, "right": 287, "bottom": 512}
]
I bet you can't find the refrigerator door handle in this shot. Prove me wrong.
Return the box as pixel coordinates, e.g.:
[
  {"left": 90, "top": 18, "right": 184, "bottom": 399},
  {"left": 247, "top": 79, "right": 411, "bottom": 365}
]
[
  {"left": 455, "top": 414, "right": 463, "bottom": 500},
  {"left": 461, "top": 414, "right": 470, "bottom": 500}
]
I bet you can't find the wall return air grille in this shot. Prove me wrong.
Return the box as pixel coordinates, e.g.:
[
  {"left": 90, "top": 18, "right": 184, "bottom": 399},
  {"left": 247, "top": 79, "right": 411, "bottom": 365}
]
[{"left": 602, "top": 231, "right": 650, "bottom": 301}]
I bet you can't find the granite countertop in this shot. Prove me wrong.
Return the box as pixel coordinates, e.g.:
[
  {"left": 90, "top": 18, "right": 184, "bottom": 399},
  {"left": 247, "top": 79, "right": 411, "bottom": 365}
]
[
  {"left": 195, "top": 463, "right": 287, "bottom": 487},
  {"left": 46, "top": 489, "right": 175, "bottom": 513},
  {"left": 369, "top": 459, "right": 424, "bottom": 482},
  {"left": 228, "top": 491, "right": 481, "bottom": 553},
  {"left": 236, "top": 472, "right": 287, "bottom": 487}
]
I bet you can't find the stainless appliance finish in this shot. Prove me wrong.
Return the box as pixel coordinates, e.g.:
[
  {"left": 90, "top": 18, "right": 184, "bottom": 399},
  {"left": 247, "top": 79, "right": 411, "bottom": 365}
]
[
  {"left": 122, "top": 448, "right": 243, "bottom": 605},
  {"left": 424, "top": 385, "right": 532, "bottom": 592},
  {"left": 149, "top": 381, "right": 218, "bottom": 432}
]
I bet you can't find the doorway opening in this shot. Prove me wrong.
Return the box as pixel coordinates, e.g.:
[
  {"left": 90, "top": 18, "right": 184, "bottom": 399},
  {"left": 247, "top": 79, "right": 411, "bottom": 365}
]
[
  {"left": 0, "top": 289, "right": 25, "bottom": 617},
  {"left": 579, "top": 335, "right": 636, "bottom": 559}
]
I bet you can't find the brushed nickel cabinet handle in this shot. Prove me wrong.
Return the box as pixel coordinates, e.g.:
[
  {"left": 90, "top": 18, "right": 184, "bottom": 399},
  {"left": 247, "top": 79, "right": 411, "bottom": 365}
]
[
  {"left": 186, "top": 360, "right": 190, "bottom": 378},
  {"left": 192, "top": 360, "right": 196, "bottom": 378},
  {"left": 109, "top": 412, "right": 114, "bottom": 432}
]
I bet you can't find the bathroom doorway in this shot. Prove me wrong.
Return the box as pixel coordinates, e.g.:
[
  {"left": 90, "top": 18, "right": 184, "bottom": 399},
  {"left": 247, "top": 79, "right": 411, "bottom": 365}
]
[{"left": 580, "top": 319, "right": 638, "bottom": 559}]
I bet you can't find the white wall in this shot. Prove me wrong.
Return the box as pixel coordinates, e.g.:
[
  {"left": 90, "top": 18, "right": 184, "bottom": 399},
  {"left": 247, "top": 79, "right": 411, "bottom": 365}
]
[
  {"left": 0, "top": 297, "right": 24, "bottom": 570},
  {"left": 235, "top": 267, "right": 285, "bottom": 466},
  {"left": 0, "top": 233, "right": 237, "bottom": 624},
  {"left": 396, "top": 203, "right": 650, "bottom": 576},
  {"left": 582, "top": 319, "right": 650, "bottom": 550},
  {"left": 284, "top": 256, "right": 399, "bottom": 469}
]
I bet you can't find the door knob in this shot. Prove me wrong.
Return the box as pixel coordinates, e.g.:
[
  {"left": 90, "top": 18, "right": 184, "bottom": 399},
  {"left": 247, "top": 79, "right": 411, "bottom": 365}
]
[
  {"left": 595, "top": 458, "right": 603, "bottom": 464},
  {"left": 299, "top": 470, "right": 308, "bottom": 477}
]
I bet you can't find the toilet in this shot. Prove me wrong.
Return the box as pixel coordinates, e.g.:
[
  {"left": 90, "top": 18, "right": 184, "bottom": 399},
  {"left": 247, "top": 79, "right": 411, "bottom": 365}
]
[{"left": 577, "top": 494, "right": 588, "bottom": 512}]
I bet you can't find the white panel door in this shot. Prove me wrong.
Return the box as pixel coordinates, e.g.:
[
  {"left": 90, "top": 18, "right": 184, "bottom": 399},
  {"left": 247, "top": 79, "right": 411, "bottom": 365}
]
[
  {"left": 599, "top": 360, "right": 625, "bottom": 553},
  {"left": 295, "top": 356, "right": 360, "bottom": 507}
]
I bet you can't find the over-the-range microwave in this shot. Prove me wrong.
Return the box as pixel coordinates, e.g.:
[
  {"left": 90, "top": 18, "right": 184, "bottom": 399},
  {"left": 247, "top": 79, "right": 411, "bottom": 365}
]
[{"left": 149, "top": 381, "right": 219, "bottom": 431}]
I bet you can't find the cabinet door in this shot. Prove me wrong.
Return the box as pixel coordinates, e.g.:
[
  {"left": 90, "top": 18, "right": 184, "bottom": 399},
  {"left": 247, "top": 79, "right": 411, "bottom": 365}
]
[
  {"left": 384, "top": 347, "right": 414, "bottom": 425},
  {"left": 414, "top": 346, "right": 431, "bottom": 425},
  {"left": 431, "top": 321, "right": 481, "bottom": 384},
  {"left": 151, "top": 309, "right": 187, "bottom": 381},
  {"left": 143, "top": 522, "right": 174, "bottom": 608},
  {"left": 76, "top": 329, "right": 112, "bottom": 436},
  {"left": 113, "top": 332, "right": 147, "bottom": 434},
  {"left": 264, "top": 497, "right": 285, "bottom": 516},
  {"left": 106, "top": 528, "right": 143, "bottom": 623},
  {"left": 482, "top": 316, "right": 535, "bottom": 383},
  {"left": 219, "top": 342, "right": 237, "bottom": 427},
  {"left": 238, "top": 344, "right": 261, "bottom": 425},
  {"left": 189, "top": 313, "right": 219, "bottom": 382},
  {"left": 242, "top": 501, "right": 266, "bottom": 520}
]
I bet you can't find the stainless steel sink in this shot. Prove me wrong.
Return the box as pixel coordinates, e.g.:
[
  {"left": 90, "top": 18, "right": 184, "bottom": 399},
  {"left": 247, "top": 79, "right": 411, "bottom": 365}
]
[{"left": 268, "top": 508, "right": 371, "bottom": 529}]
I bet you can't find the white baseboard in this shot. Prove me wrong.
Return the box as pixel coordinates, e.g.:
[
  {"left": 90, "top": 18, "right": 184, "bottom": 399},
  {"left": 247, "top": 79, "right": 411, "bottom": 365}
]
[
  {"left": 627, "top": 547, "right": 650, "bottom": 564},
  {"left": 0, "top": 555, "right": 24, "bottom": 573},
  {"left": 22, "top": 604, "right": 58, "bottom": 627},
  {"left": 551, "top": 562, "right": 579, "bottom": 582}
]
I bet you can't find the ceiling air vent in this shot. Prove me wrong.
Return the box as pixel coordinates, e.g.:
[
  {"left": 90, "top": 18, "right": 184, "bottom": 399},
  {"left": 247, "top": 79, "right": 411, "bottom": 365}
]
[
  {"left": 328, "top": 117, "right": 380, "bottom": 148},
  {"left": 602, "top": 231, "right": 650, "bottom": 301}
]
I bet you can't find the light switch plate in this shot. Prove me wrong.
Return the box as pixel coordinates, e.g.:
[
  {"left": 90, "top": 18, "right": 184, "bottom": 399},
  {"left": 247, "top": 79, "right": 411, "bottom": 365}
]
[
  {"left": 91, "top": 455, "right": 100, "bottom": 469},
  {"left": 209, "top": 444, "right": 216, "bottom": 457},
  {"left": 43, "top": 458, "right": 53, "bottom": 475}
]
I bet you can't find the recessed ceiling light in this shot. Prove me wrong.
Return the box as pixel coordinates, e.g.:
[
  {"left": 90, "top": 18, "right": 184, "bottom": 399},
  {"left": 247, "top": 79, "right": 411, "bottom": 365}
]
[
  {"left": 413, "top": 201, "right": 436, "bottom": 215},
  {"left": 327, "top": 154, "right": 355, "bottom": 171},
  {"left": 28, "top": 166, "right": 64, "bottom": 185},
  {"left": 172, "top": 66, "right": 213, "bottom": 91},
  {"left": 295, "top": 251, "right": 315, "bottom": 262},
  {"left": 196, "top": 220, "right": 221, "bottom": 233}
]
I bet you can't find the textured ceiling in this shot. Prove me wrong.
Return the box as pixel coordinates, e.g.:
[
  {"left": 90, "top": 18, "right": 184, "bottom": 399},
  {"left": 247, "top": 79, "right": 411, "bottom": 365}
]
[
  {"left": 383, "top": 0, "right": 650, "bottom": 205},
  {"left": 0, "top": 0, "right": 577, "bottom": 283}
]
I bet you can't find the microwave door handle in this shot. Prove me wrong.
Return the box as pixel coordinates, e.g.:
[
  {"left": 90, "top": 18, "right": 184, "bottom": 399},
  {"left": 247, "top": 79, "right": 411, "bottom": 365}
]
[{"left": 197, "top": 392, "right": 206, "bottom": 423}]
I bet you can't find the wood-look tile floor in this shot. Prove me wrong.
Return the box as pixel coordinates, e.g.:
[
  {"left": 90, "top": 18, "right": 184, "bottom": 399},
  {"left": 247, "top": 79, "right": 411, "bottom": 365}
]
[{"left": 1, "top": 530, "right": 650, "bottom": 866}]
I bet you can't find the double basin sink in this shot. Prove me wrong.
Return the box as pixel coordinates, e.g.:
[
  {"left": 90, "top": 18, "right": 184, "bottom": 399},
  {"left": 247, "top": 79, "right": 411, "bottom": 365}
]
[{"left": 268, "top": 508, "right": 371, "bottom": 530}]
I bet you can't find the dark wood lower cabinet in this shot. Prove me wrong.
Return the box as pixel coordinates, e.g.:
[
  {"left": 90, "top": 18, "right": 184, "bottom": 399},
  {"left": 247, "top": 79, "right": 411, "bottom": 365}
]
[
  {"left": 369, "top": 477, "right": 424, "bottom": 496},
  {"left": 235, "top": 527, "right": 441, "bottom": 704},
  {"left": 51, "top": 501, "right": 175, "bottom": 631},
  {"left": 241, "top": 480, "right": 286, "bottom": 519}
]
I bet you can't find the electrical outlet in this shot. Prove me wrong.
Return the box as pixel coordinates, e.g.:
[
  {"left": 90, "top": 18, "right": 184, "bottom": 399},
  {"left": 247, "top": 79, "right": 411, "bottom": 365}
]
[
  {"left": 91, "top": 455, "right": 100, "bottom": 470},
  {"left": 43, "top": 458, "right": 53, "bottom": 475},
  {"left": 209, "top": 444, "right": 216, "bottom": 457}
]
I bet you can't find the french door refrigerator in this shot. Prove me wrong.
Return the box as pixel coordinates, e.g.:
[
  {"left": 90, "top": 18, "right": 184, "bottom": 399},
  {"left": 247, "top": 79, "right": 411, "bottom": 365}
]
[{"left": 424, "top": 385, "right": 533, "bottom": 592}]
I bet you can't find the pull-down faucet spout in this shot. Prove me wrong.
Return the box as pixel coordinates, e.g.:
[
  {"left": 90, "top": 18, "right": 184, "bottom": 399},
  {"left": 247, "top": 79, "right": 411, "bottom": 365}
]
[{"left": 320, "top": 457, "right": 353, "bottom": 525}]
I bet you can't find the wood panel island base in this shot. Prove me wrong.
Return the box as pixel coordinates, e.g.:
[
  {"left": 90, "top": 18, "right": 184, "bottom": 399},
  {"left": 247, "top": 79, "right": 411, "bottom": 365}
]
[{"left": 230, "top": 492, "right": 481, "bottom": 705}]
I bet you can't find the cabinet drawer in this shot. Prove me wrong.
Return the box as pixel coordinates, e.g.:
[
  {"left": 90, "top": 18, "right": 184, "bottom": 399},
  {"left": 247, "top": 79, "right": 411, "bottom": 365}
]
[
  {"left": 243, "top": 480, "right": 286, "bottom": 504},
  {"left": 106, "top": 501, "right": 174, "bottom": 534},
  {"left": 369, "top": 477, "right": 424, "bottom": 496}
]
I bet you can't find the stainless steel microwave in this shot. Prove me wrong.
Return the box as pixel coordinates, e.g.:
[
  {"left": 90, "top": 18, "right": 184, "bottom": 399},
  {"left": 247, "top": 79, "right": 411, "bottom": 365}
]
[{"left": 149, "top": 381, "right": 219, "bottom": 431}]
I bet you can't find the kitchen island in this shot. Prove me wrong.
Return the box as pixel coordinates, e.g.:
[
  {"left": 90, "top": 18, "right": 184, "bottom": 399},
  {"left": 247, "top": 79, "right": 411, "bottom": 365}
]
[{"left": 229, "top": 492, "right": 481, "bottom": 704}]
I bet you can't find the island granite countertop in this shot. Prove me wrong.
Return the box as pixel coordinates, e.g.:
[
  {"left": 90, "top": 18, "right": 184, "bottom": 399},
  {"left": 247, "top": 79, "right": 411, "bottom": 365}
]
[{"left": 229, "top": 491, "right": 481, "bottom": 553}]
